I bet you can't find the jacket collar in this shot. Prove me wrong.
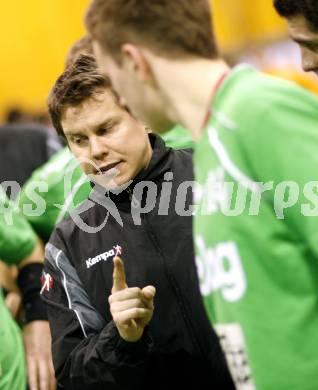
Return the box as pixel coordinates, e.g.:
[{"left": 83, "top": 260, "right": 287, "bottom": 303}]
[
  {"left": 133, "top": 133, "right": 172, "bottom": 183},
  {"left": 91, "top": 134, "right": 173, "bottom": 205}
]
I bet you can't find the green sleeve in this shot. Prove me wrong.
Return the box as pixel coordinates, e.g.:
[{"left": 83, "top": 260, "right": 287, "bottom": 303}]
[
  {"left": 161, "top": 125, "right": 193, "bottom": 149},
  {"left": 19, "top": 147, "right": 91, "bottom": 242},
  {"left": 242, "top": 80, "right": 318, "bottom": 255},
  {"left": 0, "top": 188, "right": 36, "bottom": 264}
]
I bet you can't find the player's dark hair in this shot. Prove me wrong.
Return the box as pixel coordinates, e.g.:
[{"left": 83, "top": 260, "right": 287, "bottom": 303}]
[
  {"left": 48, "top": 54, "right": 119, "bottom": 137},
  {"left": 65, "top": 36, "right": 94, "bottom": 69},
  {"left": 85, "top": 0, "right": 219, "bottom": 63},
  {"left": 274, "top": 0, "right": 318, "bottom": 31}
]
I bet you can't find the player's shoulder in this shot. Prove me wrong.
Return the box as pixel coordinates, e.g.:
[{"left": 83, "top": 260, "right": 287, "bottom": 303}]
[
  {"left": 162, "top": 125, "right": 194, "bottom": 150},
  {"left": 27, "top": 147, "right": 75, "bottom": 184},
  {"left": 214, "top": 64, "right": 318, "bottom": 130},
  {"left": 238, "top": 65, "right": 316, "bottom": 107},
  {"left": 21, "top": 146, "right": 85, "bottom": 207}
]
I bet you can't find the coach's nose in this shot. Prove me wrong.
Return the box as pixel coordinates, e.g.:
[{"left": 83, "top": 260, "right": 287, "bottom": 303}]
[{"left": 90, "top": 135, "right": 109, "bottom": 161}]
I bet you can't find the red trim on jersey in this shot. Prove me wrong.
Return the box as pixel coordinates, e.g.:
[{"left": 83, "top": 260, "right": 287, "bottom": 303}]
[{"left": 201, "top": 71, "right": 229, "bottom": 131}]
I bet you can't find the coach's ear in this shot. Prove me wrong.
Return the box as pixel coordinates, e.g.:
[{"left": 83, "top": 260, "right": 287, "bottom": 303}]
[{"left": 121, "top": 43, "right": 155, "bottom": 85}]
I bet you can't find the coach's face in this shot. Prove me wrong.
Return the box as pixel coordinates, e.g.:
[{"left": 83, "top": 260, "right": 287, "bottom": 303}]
[
  {"left": 287, "top": 15, "right": 318, "bottom": 75},
  {"left": 61, "top": 89, "right": 152, "bottom": 189}
]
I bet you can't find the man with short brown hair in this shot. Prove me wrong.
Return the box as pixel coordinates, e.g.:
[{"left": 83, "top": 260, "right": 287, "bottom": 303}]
[
  {"left": 86, "top": 0, "right": 218, "bottom": 60},
  {"left": 43, "top": 55, "right": 234, "bottom": 389},
  {"left": 85, "top": 0, "right": 219, "bottom": 135},
  {"left": 65, "top": 35, "right": 94, "bottom": 69},
  {"left": 85, "top": 1, "right": 318, "bottom": 389}
]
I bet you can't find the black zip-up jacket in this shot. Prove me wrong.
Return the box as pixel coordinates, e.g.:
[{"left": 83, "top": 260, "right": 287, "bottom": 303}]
[{"left": 42, "top": 135, "right": 234, "bottom": 390}]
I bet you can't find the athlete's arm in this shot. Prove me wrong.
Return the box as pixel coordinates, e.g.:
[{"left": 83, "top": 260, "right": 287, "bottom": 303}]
[
  {"left": 0, "top": 189, "right": 56, "bottom": 390},
  {"left": 17, "top": 239, "right": 56, "bottom": 390},
  {"left": 42, "top": 240, "right": 154, "bottom": 389}
]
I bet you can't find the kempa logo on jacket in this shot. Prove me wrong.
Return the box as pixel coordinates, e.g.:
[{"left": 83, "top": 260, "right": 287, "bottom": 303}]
[{"left": 86, "top": 245, "right": 122, "bottom": 269}]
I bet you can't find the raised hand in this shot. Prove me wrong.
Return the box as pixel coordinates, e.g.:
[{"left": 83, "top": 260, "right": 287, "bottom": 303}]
[{"left": 109, "top": 256, "right": 156, "bottom": 342}]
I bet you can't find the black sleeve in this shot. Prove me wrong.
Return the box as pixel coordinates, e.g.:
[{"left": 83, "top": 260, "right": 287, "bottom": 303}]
[{"left": 42, "top": 242, "right": 153, "bottom": 390}]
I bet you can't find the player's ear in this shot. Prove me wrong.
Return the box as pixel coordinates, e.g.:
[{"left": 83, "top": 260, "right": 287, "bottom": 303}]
[{"left": 121, "top": 43, "right": 155, "bottom": 85}]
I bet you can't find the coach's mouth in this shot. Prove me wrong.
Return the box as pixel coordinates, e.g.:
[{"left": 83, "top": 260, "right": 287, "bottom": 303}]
[{"left": 94, "top": 162, "right": 121, "bottom": 175}]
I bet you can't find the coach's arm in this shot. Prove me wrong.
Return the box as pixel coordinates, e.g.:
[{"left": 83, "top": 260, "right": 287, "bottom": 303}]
[{"left": 42, "top": 243, "right": 154, "bottom": 390}]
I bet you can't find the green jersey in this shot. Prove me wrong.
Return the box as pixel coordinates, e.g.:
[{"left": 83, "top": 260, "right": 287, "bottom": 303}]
[
  {"left": 0, "top": 187, "right": 37, "bottom": 263},
  {"left": 194, "top": 65, "right": 318, "bottom": 389},
  {"left": 161, "top": 124, "right": 193, "bottom": 150},
  {"left": 0, "top": 298, "right": 26, "bottom": 390},
  {"left": 20, "top": 126, "right": 192, "bottom": 241},
  {"left": 19, "top": 147, "right": 91, "bottom": 242},
  {"left": 0, "top": 187, "right": 36, "bottom": 390}
]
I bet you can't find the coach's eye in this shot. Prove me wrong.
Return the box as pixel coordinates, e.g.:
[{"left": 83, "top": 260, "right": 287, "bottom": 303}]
[
  {"left": 97, "top": 128, "right": 107, "bottom": 136},
  {"left": 70, "top": 135, "right": 86, "bottom": 146},
  {"left": 74, "top": 137, "right": 82, "bottom": 144}
]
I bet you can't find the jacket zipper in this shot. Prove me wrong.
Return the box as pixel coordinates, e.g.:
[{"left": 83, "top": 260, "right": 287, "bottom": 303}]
[{"left": 126, "top": 188, "right": 139, "bottom": 208}]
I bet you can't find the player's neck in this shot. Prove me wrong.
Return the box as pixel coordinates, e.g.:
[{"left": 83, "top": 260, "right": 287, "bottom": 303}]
[
  {"left": 148, "top": 55, "right": 229, "bottom": 140},
  {"left": 173, "top": 59, "right": 229, "bottom": 140}
]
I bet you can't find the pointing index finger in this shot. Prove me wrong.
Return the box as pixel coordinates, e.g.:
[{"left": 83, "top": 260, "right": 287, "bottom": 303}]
[{"left": 112, "top": 256, "right": 128, "bottom": 293}]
